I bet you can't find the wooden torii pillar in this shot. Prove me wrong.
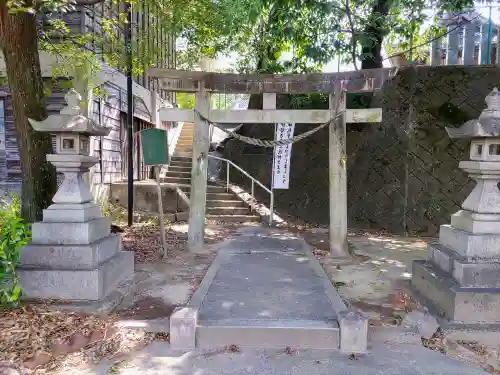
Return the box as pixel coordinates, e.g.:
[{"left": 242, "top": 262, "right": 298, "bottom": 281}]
[{"left": 148, "top": 68, "right": 397, "bottom": 254}]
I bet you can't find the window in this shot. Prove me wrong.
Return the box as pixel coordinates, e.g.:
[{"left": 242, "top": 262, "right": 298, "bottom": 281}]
[
  {"left": 489, "top": 144, "right": 500, "bottom": 155},
  {"left": 477, "top": 144, "right": 483, "bottom": 156}
]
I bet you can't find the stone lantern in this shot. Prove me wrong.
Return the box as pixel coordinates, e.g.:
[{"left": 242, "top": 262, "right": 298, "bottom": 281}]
[
  {"left": 411, "top": 87, "right": 500, "bottom": 325},
  {"left": 17, "top": 88, "right": 134, "bottom": 307}
]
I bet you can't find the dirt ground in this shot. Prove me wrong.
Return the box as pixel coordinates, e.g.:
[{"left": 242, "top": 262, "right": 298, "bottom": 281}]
[
  {"left": 4, "top": 206, "right": 500, "bottom": 374},
  {"left": 297, "top": 226, "right": 500, "bottom": 372},
  {"left": 114, "top": 221, "right": 244, "bottom": 322},
  {"left": 0, "top": 205, "right": 247, "bottom": 375}
]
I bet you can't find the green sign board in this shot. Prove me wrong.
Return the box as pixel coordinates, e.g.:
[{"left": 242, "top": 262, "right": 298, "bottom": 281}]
[{"left": 140, "top": 128, "right": 169, "bottom": 166}]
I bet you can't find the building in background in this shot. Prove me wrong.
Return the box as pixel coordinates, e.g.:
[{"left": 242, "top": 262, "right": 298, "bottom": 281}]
[
  {"left": 429, "top": 10, "right": 500, "bottom": 66},
  {"left": 0, "top": 4, "right": 177, "bottom": 194}
]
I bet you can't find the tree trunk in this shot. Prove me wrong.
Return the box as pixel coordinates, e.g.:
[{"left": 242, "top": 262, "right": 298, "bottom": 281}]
[
  {"left": 0, "top": 1, "right": 57, "bottom": 223},
  {"left": 360, "top": 0, "right": 391, "bottom": 70}
]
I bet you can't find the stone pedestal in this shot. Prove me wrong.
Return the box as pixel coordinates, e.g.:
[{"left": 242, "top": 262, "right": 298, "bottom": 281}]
[
  {"left": 411, "top": 88, "right": 500, "bottom": 324},
  {"left": 17, "top": 88, "right": 134, "bottom": 305}
]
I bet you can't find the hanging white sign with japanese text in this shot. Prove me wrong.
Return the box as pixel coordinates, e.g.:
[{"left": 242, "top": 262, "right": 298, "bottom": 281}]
[{"left": 272, "top": 123, "right": 295, "bottom": 189}]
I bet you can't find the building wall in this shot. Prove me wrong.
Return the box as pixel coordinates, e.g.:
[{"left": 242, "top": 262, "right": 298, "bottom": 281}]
[
  {"left": 0, "top": 80, "right": 160, "bottom": 195},
  {"left": 0, "top": 4, "right": 176, "bottom": 196},
  {"left": 80, "top": 2, "right": 176, "bottom": 102}
]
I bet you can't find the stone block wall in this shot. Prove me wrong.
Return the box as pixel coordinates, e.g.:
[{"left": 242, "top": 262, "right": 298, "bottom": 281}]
[{"left": 223, "top": 66, "right": 500, "bottom": 235}]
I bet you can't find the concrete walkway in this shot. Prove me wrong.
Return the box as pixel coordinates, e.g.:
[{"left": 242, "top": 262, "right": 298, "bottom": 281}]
[
  {"left": 81, "top": 341, "right": 489, "bottom": 375},
  {"left": 184, "top": 226, "right": 346, "bottom": 349}
]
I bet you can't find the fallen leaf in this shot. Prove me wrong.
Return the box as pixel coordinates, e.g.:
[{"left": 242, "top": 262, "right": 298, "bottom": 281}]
[
  {"left": 284, "top": 347, "right": 296, "bottom": 355},
  {"left": 153, "top": 333, "right": 169, "bottom": 341},
  {"left": 332, "top": 281, "right": 346, "bottom": 288},
  {"left": 23, "top": 352, "right": 52, "bottom": 370},
  {"left": 108, "top": 365, "right": 121, "bottom": 373}
]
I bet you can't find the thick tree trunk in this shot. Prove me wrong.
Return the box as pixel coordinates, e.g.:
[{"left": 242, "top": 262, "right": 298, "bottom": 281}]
[
  {"left": 360, "top": 0, "right": 391, "bottom": 70},
  {"left": 0, "top": 1, "right": 57, "bottom": 223}
]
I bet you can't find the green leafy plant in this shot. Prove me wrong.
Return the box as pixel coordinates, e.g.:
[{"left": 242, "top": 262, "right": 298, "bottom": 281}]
[
  {"left": 176, "top": 93, "right": 195, "bottom": 109},
  {"left": 0, "top": 194, "right": 31, "bottom": 307}
]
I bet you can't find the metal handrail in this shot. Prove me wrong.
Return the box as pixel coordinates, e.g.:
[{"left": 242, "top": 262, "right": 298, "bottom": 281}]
[{"left": 208, "top": 154, "right": 274, "bottom": 225}]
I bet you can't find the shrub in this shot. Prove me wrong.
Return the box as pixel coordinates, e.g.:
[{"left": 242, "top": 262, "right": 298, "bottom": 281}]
[{"left": 0, "top": 194, "right": 31, "bottom": 307}]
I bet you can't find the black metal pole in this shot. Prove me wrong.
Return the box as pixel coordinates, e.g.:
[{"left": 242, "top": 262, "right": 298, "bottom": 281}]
[{"left": 126, "top": 2, "right": 134, "bottom": 226}]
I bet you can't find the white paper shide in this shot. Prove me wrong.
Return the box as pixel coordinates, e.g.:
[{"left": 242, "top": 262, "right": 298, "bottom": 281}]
[{"left": 272, "top": 123, "right": 295, "bottom": 189}]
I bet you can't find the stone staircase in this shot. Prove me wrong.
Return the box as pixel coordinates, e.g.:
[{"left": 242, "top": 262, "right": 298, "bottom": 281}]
[
  {"left": 174, "top": 122, "right": 195, "bottom": 154},
  {"left": 163, "top": 123, "right": 260, "bottom": 223}
]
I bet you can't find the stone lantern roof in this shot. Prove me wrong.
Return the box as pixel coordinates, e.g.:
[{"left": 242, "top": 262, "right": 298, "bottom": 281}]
[
  {"left": 28, "top": 88, "right": 110, "bottom": 137},
  {"left": 446, "top": 88, "right": 500, "bottom": 139}
]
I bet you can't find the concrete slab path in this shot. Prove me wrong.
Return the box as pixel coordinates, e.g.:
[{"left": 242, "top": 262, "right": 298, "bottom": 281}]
[
  {"left": 186, "top": 227, "right": 346, "bottom": 349},
  {"left": 79, "top": 341, "right": 489, "bottom": 375}
]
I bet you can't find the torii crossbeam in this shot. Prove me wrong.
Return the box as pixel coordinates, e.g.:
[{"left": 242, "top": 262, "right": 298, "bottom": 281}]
[{"left": 148, "top": 68, "right": 397, "bottom": 255}]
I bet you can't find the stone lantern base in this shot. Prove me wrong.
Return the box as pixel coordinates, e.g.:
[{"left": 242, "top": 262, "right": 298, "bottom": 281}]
[
  {"left": 17, "top": 156, "right": 134, "bottom": 308},
  {"left": 411, "top": 162, "right": 500, "bottom": 324},
  {"left": 412, "top": 237, "right": 500, "bottom": 324}
]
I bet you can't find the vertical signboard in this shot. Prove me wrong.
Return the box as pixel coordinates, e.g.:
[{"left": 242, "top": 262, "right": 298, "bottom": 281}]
[{"left": 272, "top": 123, "right": 295, "bottom": 189}]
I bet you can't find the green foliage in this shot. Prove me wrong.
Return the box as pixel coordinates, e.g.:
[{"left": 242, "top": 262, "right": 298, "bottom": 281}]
[
  {"left": 288, "top": 93, "right": 328, "bottom": 110},
  {"left": 225, "top": 0, "right": 473, "bottom": 74},
  {"left": 176, "top": 92, "right": 195, "bottom": 109},
  {"left": 384, "top": 28, "right": 433, "bottom": 63},
  {"left": 0, "top": 194, "right": 31, "bottom": 307},
  {"left": 235, "top": 0, "right": 343, "bottom": 74}
]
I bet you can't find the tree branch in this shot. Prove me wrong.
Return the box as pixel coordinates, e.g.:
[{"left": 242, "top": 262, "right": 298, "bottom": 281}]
[{"left": 344, "top": 0, "right": 358, "bottom": 70}]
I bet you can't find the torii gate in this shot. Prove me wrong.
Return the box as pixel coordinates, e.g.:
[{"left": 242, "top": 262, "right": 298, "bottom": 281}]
[{"left": 147, "top": 68, "right": 397, "bottom": 254}]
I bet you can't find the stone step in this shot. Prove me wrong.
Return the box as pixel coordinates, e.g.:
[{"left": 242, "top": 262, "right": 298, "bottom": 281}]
[
  {"left": 164, "top": 170, "right": 191, "bottom": 178},
  {"left": 32, "top": 217, "right": 111, "bottom": 245},
  {"left": 205, "top": 192, "right": 236, "bottom": 200},
  {"left": 439, "top": 224, "right": 500, "bottom": 258},
  {"left": 171, "top": 155, "right": 192, "bottom": 161},
  {"left": 20, "top": 233, "right": 121, "bottom": 269},
  {"left": 168, "top": 165, "right": 191, "bottom": 171},
  {"left": 169, "top": 160, "right": 192, "bottom": 166},
  {"left": 428, "top": 242, "right": 500, "bottom": 288},
  {"left": 161, "top": 177, "right": 223, "bottom": 187},
  {"left": 206, "top": 200, "right": 247, "bottom": 208},
  {"left": 411, "top": 259, "right": 500, "bottom": 324},
  {"left": 167, "top": 168, "right": 191, "bottom": 175},
  {"left": 196, "top": 319, "right": 339, "bottom": 349},
  {"left": 206, "top": 214, "right": 260, "bottom": 222},
  {"left": 171, "top": 153, "right": 192, "bottom": 158},
  {"left": 180, "top": 186, "right": 227, "bottom": 193},
  {"left": 175, "top": 148, "right": 193, "bottom": 153},
  {"left": 18, "top": 250, "right": 134, "bottom": 301},
  {"left": 206, "top": 207, "right": 251, "bottom": 215},
  {"left": 161, "top": 176, "right": 192, "bottom": 184}
]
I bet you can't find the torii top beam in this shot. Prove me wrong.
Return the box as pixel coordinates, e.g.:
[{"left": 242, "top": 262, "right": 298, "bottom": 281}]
[{"left": 147, "top": 68, "right": 398, "bottom": 94}]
